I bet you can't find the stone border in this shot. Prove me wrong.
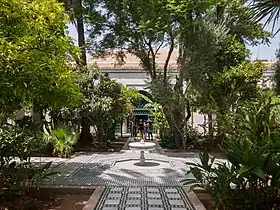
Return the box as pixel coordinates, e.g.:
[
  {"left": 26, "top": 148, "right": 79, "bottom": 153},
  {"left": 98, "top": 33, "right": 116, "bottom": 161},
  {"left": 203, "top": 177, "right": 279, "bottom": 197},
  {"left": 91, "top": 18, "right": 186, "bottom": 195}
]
[
  {"left": 183, "top": 187, "right": 207, "bottom": 210},
  {"left": 83, "top": 186, "right": 105, "bottom": 210},
  {"left": 37, "top": 186, "right": 206, "bottom": 209},
  {"left": 38, "top": 185, "right": 97, "bottom": 194}
]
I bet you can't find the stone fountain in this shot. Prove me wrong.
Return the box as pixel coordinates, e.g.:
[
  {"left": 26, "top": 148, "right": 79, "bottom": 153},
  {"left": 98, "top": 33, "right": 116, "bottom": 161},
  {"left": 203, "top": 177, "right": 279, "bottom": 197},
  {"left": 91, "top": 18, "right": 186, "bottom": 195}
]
[{"left": 128, "top": 139, "right": 156, "bottom": 166}]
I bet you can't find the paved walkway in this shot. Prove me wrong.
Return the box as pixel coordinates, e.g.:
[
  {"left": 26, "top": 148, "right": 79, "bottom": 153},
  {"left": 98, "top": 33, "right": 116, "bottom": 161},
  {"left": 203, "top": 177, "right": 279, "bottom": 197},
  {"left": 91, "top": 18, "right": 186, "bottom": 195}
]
[
  {"left": 32, "top": 151, "right": 198, "bottom": 187},
  {"left": 30, "top": 140, "right": 212, "bottom": 209},
  {"left": 95, "top": 186, "right": 195, "bottom": 210}
]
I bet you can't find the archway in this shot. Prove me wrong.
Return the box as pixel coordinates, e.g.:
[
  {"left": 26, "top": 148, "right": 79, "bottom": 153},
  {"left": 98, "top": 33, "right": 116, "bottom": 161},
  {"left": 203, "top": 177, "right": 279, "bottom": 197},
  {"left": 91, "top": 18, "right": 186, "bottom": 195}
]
[
  {"left": 127, "top": 90, "right": 154, "bottom": 136},
  {"left": 116, "top": 90, "right": 155, "bottom": 137}
]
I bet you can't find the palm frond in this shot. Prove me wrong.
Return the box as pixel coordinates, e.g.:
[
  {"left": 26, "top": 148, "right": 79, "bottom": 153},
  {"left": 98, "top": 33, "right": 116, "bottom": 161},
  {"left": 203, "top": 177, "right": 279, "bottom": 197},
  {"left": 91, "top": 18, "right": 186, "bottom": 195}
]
[{"left": 250, "top": 0, "right": 280, "bottom": 35}]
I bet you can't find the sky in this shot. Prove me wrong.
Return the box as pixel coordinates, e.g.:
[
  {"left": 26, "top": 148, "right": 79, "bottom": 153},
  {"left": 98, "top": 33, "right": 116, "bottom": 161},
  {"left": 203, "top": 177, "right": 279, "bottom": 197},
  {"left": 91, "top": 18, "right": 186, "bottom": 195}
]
[
  {"left": 248, "top": 21, "right": 280, "bottom": 61},
  {"left": 68, "top": 21, "right": 280, "bottom": 61}
]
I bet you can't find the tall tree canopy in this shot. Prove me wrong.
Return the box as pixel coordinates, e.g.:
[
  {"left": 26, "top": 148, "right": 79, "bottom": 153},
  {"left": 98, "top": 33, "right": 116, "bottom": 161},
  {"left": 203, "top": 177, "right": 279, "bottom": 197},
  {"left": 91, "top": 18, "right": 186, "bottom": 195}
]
[
  {"left": 85, "top": 0, "right": 270, "bottom": 147},
  {"left": 0, "top": 0, "right": 82, "bottom": 119}
]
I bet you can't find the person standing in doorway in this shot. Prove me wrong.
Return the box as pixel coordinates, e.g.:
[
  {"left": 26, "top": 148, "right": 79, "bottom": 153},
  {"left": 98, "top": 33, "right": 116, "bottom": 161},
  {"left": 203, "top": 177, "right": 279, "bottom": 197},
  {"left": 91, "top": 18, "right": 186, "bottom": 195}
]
[
  {"left": 133, "top": 121, "right": 138, "bottom": 137},
  {"left": 138, "top": 119, "right": 144, "bottom": 139},
  {"left": 143, "top": 120, "right": 148, "bottom": 139},
  {"left": 147, "top": 119, "right": 153, "bottom": 140},
  {"left": 130, "top": 112, "right": 135, "bottom": 137}
]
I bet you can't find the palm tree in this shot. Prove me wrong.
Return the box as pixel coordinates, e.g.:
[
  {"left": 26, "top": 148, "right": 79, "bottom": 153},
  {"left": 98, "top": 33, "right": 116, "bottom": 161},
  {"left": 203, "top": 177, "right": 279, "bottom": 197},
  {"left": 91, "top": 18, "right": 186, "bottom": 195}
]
[
  {"left": 61, "top": 0, "right": 87, "bottom": 66},
  {"left": 250, "top": 0, "right": 280, "bottom": 34},
  {"left": 59, "top": 0, "right": 91, "bottom": 146}
]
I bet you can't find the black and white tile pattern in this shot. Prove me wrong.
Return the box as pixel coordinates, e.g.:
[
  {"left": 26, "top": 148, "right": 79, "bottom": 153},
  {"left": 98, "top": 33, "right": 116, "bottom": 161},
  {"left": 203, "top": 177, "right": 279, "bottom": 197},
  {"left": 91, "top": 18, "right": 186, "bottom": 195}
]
[
  {"left": 44, "top": 152, "right": 197, "bottom": 187},
  {"left": 95, "top": 186, "right": 195, "bottom": 210}
]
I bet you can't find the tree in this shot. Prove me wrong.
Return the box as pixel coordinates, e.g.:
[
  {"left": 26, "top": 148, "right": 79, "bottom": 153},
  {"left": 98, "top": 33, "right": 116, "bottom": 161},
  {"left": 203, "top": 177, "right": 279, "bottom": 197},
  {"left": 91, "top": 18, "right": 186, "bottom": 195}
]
[
  {"left": 192, "top": 35, "right": 265, "bottom": 143},
  {"left": 213, "top": 0, "right": 271, "bottom": 45},
  {"left": 0, "top": 0, "right": 82, "bottom": 123},
  {"left": 86, "top": 0, "right": 188, "bottom": 148},
  {"left": 85, "top": 0, "right": 270, "bottom": 148},
  {"left": 178, "top": 0, "right": 270, "bottom": 145},
  {"left": 273, "top": 45, "right": 280, "bottom": 94},
  {"left": 78, "top": 70, "right": 138, "bottom": 146},
  {"left": 60, "top": 0, "right": 87, "bottom": 67},
  {"left": 53, "top": 68, "right": 139, "bottom": 146},
  {"left": 250, "top": 0, "right": 280, "bottom": 34},
  {"left": 89, "top": 74, "right": 138, "bottom": 145}
]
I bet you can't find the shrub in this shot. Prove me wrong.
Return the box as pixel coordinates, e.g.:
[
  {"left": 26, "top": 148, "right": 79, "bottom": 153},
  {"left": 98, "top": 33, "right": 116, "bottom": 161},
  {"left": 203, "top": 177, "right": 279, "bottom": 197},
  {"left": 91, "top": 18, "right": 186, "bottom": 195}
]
[
  {"left": 184, "top": 91, "right": 280, "bottom": 209},
  {"left": 0, "top": 124, "right": 46, "bottom": 165},
  {"left": 46, "top": 127, "right": 79, "bottom": 157},
  {"left": 158, "top": 128, "right": 177, "bottom": 149},
  {"left": 0, "top": 125, "right": 56, "bottom": 199}
]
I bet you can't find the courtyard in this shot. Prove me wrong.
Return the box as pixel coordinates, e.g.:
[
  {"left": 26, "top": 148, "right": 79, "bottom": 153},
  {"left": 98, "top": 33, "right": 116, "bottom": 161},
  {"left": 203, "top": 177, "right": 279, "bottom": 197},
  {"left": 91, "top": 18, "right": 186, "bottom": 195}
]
[
  {"left": 31, "top": 138, "right": 209, "bottom": 209},
  {"left": 1, "top": 0, "right": 280, "bottom": 209}
]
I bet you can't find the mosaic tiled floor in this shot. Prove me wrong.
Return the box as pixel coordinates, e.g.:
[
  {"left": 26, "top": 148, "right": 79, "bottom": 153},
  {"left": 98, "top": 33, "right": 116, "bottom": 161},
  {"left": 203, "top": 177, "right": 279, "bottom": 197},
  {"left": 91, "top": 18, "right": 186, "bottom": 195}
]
[
  {"left": 44, "top": 152, "right": 197, "bottom": 187},
  {"left": 95, "top": 186, "right": 195, "bottom": 210}
]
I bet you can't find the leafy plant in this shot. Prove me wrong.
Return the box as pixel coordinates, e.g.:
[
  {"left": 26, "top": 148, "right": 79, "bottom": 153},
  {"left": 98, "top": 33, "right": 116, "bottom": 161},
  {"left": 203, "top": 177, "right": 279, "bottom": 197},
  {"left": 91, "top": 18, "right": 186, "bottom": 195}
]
[
  {"left": 1, "top": 161, "right": 57, "bottom": 199},
  {"left": 0, "top": 124, "right": 46, "bottom": 165},
  {"left": 30, "top": 162, "right": 58, "bottom": 190},
  {"left": 184, "top": 91, "right": 280, "bottom": 209},
  {"left": 0, "top": 125, "right": 57, "bottom": 198},
  {"left": 183, "top": 151, "right": 236, "bottom": 209},
  {"left": 47, "top": 127, "right": 79, "bottom": 157}
]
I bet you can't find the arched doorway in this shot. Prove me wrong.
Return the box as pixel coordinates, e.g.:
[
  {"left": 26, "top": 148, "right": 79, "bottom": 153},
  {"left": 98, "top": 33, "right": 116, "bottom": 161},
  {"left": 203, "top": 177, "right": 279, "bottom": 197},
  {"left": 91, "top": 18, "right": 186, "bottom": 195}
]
[
  {"left": 125, "top": 90, "right": 154, "bottom": 136},
  {"left": 116, "top": 90, "right": 155, "bottom": 137},
  {"left": 132, "top": 90, "right": 153, "bottom": 120}
]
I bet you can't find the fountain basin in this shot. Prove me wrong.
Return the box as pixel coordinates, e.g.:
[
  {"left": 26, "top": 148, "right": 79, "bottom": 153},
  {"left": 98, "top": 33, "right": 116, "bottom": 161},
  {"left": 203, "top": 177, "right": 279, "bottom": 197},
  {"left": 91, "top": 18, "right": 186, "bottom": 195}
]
[
  {"left": 128, "top": 141, "right": 156, "bottom": 166},
  {"left": 128, "top": 142, "right": 156, "bottom": 151}
]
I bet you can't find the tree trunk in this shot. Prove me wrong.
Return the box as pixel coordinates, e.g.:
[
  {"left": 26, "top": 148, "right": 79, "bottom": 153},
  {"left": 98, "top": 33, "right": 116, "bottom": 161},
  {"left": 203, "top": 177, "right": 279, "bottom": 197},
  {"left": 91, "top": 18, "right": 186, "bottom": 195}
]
[
  {"left": 32, "top": 103, "right": 44, "bottom": 131},
  {"left": 74, "top": 0, "right": 91, "bottom": 147},
  {"left": 215, "top": 114, "right": 226, "bottom": 146},
  {"left": 162, "top": 106, "right": 183, "bottom": 149},
  {"left": 120, "top": 120, "right": 123, "bottom": 137},
  {"left": 78, "top": 117, "right": 93, "bottom": 146},
  {"left": 208, "top": 113, "right": 214, "bottom": 143},
  {"left": 75, "top": 0, "right": 86, "bottom": 67}
]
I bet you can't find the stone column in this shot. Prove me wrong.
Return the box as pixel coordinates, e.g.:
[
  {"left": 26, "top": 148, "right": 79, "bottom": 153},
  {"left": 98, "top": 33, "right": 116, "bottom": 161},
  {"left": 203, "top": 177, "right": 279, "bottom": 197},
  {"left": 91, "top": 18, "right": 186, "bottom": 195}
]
[{"left": 139, "top": 151, "right": 145, "bottom": 165}]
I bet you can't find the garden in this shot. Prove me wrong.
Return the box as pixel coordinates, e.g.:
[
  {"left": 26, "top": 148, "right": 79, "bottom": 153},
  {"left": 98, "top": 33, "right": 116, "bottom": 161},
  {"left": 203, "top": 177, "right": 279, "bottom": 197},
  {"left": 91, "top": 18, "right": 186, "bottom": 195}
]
[{"left": 1, "top": 0, "right": 280, "bottom": 209}]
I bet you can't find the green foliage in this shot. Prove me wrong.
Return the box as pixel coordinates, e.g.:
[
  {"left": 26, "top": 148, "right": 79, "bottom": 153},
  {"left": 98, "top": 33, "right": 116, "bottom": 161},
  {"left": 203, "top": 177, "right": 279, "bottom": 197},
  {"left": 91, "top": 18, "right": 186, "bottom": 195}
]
[
  {"left": 216, "top": 35, "right": 250, "bottom": 69},
  {"left": 183, "top": 151, "right": 236, "bottom": 209},
  {"left": 193, "top": 48, "right": 265, "bottom": 144},
  {"left": 78, "top": 68, "right": 138, "bottom": 143},
  {"left": 86, "top": 0, "right": 270, "bottom": 148},
  {"left": 89, "top": 73, "right": 139, "bottom": 143},
  {"left": 212, "top": 61, "right": 264, "bottom": 109},
  {"left": 225, "top": 91, "right": 280, "bottom": 144},
  {"left": 29, "top": 161, "right": 58, "bottom": 190},
  {"left": 46, "top": 127, "right": 79, "bottom": 157},
  {"left": 0, "top": 125, "right": 56, "bottom": 198},
  {"left": 222, "top": 0, "right": 271, "bottom": 45},
  {"left": 1, "top": 160, "right": 57, "bottom": 199},
  {"left": 150, "top": 75, "right": 186, "bottom": 147},
  {"left": 184, "top": 91, "right": 280, "bottom": 209},
  {"left": 186, "top": 127, "right": 203, "bottom": 145},
  {"left": 141, "top": 94, "right": 176, "bottom": 148},
  {"left": 273, "top": 46, "right": 280, "bottom": 94},
  {"left": 0, "top": 125, "right": 46, "bottom": 164},
  {"left": 0, "top": 0, "right": 82, "bottom": 118},
  {"left": 142, "top": 94, "right": 168, "bottom": 134},
  {"left": 250, "top": 0, "right": 280, "bottom": 35}
]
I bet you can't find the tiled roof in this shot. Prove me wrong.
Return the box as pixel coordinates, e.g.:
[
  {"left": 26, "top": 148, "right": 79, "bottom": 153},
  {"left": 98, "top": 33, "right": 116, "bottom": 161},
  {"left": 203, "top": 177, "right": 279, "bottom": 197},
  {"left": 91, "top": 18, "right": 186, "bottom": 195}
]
[
  {"left": 88, "top": 50, "right": 179, "bottom": 70},
  {"left": 88, "top": 50, "right": 276, "bottom": 70}
]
